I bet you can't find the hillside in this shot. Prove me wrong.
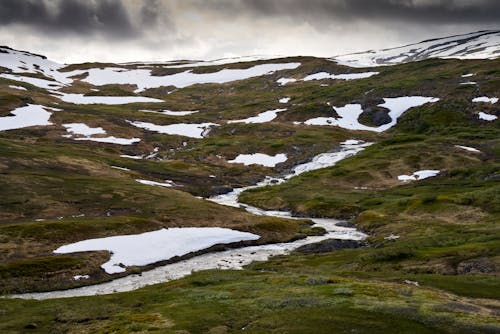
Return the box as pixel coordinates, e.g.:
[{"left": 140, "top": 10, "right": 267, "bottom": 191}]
[{"left": 0, "top": 31, "right": 499, "bottom": 333}]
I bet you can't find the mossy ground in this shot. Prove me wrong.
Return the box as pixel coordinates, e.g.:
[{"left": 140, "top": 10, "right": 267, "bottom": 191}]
[{"left": 0, "top": 56, "right": 498, "bottom": 332}]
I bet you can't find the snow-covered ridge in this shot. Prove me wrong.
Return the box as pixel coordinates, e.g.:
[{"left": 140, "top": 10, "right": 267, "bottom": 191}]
[{"left": 333, "top": 30, "right": 500, "bottom": 67}]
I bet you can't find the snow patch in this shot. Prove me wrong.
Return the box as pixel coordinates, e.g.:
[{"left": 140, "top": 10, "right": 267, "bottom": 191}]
[
  {"left": 128, "top": 121, "right": 217, "bottom": 138},
  {"left": 303, "top": 71, "right": 378, "bottom": 81},
  {"left": 303, "top": 96, "right": 438, "bottom": 132},
  {"left": 53, "top": 92, "right": 163, "bottom": 105},
  {"left": 398, "top": 170, "right": 440, "bottom": 182},
  {"left": 136, "top": 179, "right": 174, "bottom": 187},
  {"left": 72, "top": 63, "right": 301, "bottom": 92},
  {"left": 472, "top": 96, "right": 498, "bottom": 104},
  {"left": 140, "top": 109, "right": 199, "bottom": 116},
  {"left": 0, "top": 104, "right": 56, "bottom": 131},
  {"left": 455, "top": 145, "right": 481, "bottom": 153},
  {"left": 279, "top": 97, "right": 291, "bottom": 103},
  {"left": 54, "top": 227, "right": 260, "bottom": 274},
  {"left": 227, "top": 108, "right": 286, "bottom": 124},
  {"left": 228, "top": 153, "right": 287, "bottom": 167},
  {"left": 8, "top": 85, "right": 27, "bottom": 91},
  {"left": 277, "top": 77, "right": 297, "bottom": 85},
  {"left": 478, "top": 112, "right": 498, "bottom": 121}
]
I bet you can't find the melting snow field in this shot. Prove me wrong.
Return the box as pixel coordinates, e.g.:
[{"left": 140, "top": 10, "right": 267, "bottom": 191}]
[
  {"left": 455, "top": 145, "right": 481, "bottom": 153},
  {"left": 53, "top": 92, "right": 163, "bottom": 105},
  {"left": 63, "top": 123, "right": 105, "bottom": 136},
  {"left": 13, "top": 140, "right": 369, "bottom": 300},
  {"left": 472, "top": 96, "right": 498, "bottom": 104},
  {"left": 128, "top": 121, "right": 217, "bottom": 138},
  {"left": 72, "top": 62, "right": 300, "bottom": 92},
  {"left": 277, "top": 77, "right": 297, "bottom": 86},
  {"left": 277, "top": 72, "right": 378, "bottom": 85},
  {"left": 0, "top": 73, "right": 64, "bottom": 89},
  {"left": 227, "top": 109, "right": 286, "bottom": 124},
  {"left": 398, "top": 170, "right": 440, "bottom": 182},
  {"left": 303, "top": 71, "right": 379, "bottom": 81},
  {"left": 0, "top": 104, "right": 57, "bottom": 131},
  {"left": 228, "top": 153, "right": 287, "bottom": 167},
  {"left": 136, "top": 179, "right": 174, "bottom": 187},
  {"left": 304, "top": 96, "right": 439, "bottom": 132},
  {"left": 140, "top": 109, "right": 199, "bottom": 116},
  {"left": 54, "top": 227, "right": 260, "bottom": 274},
  {"left": 62, "top": 123, "right": 140, "bottom": 145},
  {"left": 478, "top": 112, "right": 498, "bottom": 121},
  {"left": 8, "top": 85, "right": 27, "bottom": 91},
  {"left": 74, "top": 137, "right": 140, "bottom": 145}
]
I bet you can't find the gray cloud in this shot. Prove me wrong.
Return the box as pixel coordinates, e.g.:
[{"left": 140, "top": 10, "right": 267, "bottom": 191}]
[
  {"left": 0, "top": 0, "right": 498, "bottom": 63},
  {"left": 205, "top": 0, "right": 500, "bottom": 25},
  {"left": 0, "top": 0, "right": 136, "bottom": 37}
]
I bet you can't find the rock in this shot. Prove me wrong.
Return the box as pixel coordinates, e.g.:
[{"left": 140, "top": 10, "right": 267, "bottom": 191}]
[
  {"left": 295, "top": 239, "right": 366, "bottom": 254},
  {"left": 358, "top": 106, "right": 392, "bottom": 126},
  {"left": 24, "top": 323, "right": 37, "bottom": 329},
  {"left": 211, "top": 186, "right": 233, "bottom": 195},
  {"left": 457, "top": 257, "right": 497, "bottom": 274}
]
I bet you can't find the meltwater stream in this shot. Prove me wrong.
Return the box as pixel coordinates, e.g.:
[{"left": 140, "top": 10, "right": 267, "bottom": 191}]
[{"left": 11, "top": 140, "right": 370, "bottom": 300}]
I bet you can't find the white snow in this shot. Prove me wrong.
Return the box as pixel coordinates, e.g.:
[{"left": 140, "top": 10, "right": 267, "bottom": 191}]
[
  {"left": 72, "top": 62, "right": 301, "bottom": 92},
  {"left": 404, "top": 280, "right": 420, "bottom": 287},
  {"left": 279, "top": 97, "right": 291, "bottom": 103},
  {"left": 54, "top": 227, "right": 260, "bottom": 274},
  {"left": 111, "top": 166, "right": 131, "bottom": 171},
  {"left": 136, "top": 179, "right": 174, "bottom": 187},
  {"left": 128, "top": 121, "right": 217, "bottom": 138},
  {"left": 120, "top": 154, "right": 143, "bottom": 160},
  {"left": 478, "top": 112, "right": 498, "bottom": 121},
  {"left": 62, "top": 123, "right": 139, "bottom": 145},
  {"left": 384, "top": 234, "right": 400, "bottom": 240},
  {"left": 0, "top": 46, "right": 72, "bottom": 84},
  {"left": 472, "top": 96, "right": 498, "bottom": 104},
  {"left": 398, "top": 170, "right": 440, "bottom": 182},
  {"left": 139, "top": 109, "right": 199, "bottom": 116},
  {"left": 228, "top": 153, "right": 287, "bottom": 167},
  {"left": 303, "top": 71, "right": 378, "bottom": 81},
  {"left": 160, "top": 55, "right": 281, "bottom": 68},
  {"left": 12, "top": 140, "right": 371, "bottom": 300},
  {"left": 73, "top": 275, "right": 89, "bottom": 280},
  {"left": 52, "top": 92, "right": 163, "bottom": 105},
  {"left": 63, "top": 123, "right": 106, "bottom": 136},
  {"left": 304, "top": 96, "right": 438, "bottom": 132},
  {"left": 8, "top": 85, "right": 27, "bottom": 91},
  {"left": 0, "top": 73, "right": 64, "bottom": 89},
  {"left": 74, "top": 136, "right": 140, "bottom": 145},
  {"left": 277, "top": 77, "right": 297, "bottom": 85},
  {"left": 461, "top": 73, "right": 475, "bottom": 78},
  {"left": 0, "top": 104, "right": 57, "bottom": 131},
  {"left": 455, "top": 145, "right": 481, "bottom": 153},
  {"left": 332, "top": 30, "right": 500, "bottom": 67},
  {"left": 227, "top": 108, "right": 286, "bottom": 124},
  {"left": 460, "top": 81, "right": 477, "bottom": 85}
]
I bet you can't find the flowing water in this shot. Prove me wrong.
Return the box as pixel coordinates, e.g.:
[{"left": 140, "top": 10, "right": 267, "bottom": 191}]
[{"left": 11, "top": 140, "right": 370, "bottom": 300}]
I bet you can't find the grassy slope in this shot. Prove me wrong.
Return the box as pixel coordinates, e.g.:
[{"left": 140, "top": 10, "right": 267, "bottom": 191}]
[{"left": 0, "top": 57, "right": 499, "bottom": 332}]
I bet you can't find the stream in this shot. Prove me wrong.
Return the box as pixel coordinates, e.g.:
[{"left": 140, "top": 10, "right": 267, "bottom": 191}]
[{"left": 11, "top": 139, "right": 371, "bottom": 300}]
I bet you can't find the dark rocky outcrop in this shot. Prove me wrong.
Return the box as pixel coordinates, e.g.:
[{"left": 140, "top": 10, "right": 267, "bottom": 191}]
[{"left": 295, "top": 238, "right": 367, "bottom": 254}]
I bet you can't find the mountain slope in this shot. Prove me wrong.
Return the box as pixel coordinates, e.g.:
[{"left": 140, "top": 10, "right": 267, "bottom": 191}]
[{"left": 334, "top": 30, "right": 500, "bottom": 67}]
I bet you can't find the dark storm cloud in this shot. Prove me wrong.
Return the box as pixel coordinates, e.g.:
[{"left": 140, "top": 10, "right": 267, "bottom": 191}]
[
  {"left": 204, "top": 0, "right": 500, "bottom": 25},
  {"left": 0, "top": 0, "right": 136, "bottom": 37}
]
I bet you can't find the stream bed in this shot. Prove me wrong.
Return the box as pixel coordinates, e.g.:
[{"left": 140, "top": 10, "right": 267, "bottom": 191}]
[{"left": 11, "top": 140, "right": 370, "bottom": 300}]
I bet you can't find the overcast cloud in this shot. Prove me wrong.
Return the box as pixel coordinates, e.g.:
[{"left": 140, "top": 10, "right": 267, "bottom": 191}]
[{"left": 0, "top": 0, "right": 498, "bottom": 63}]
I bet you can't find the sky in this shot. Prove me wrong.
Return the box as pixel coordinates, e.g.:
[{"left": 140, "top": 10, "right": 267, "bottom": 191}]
[{"left": 0, "top": 0, "right": 499, "bottom": 64}]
